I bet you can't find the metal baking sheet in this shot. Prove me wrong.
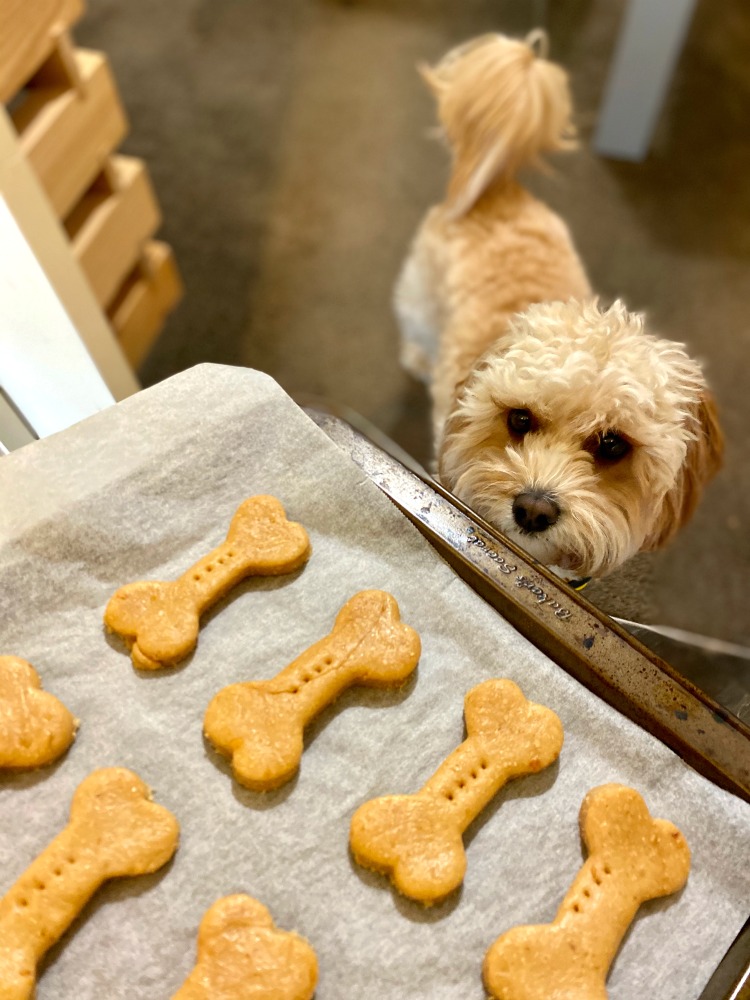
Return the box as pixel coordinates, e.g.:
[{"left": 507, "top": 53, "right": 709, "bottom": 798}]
[
  {"left": 306, "top": 409, "right": 750, "bottom": 804},
  {"left": 307, "top": 407, "right": 750, "bottom": 1000},
  {"left": 0, "top": 366, "right": 748, "bottom": 1000}
]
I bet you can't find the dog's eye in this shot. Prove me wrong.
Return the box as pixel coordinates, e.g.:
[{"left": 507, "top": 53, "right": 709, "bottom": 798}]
[
  {"left": 507, "top": 408, "right": 534, "bottom": 436},
  {"left": 597, "top": 432, "right": 631, "bottom": 462}
]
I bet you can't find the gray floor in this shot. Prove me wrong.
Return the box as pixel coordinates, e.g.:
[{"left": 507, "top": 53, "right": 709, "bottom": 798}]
[{"left": 77, "top": 0, "right": 750, "bottom": 679}]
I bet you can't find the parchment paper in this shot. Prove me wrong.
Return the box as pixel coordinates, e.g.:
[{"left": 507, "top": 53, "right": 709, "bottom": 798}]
[{"left": 1, "top": 364, "right": 748, "bottom": 1000}]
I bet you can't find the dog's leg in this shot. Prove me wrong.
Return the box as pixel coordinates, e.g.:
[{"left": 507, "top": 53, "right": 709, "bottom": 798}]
[{"left": 393, "top": 231, "right": 442, "bottom": 385}]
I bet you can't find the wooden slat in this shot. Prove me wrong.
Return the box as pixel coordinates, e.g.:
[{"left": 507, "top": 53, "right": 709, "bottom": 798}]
[
  {"left": 32, "top": 31, "right": 83, "bottom": 92},
  {"left": 0, "top": 0, "right": 84, "bottom": 104},
  {"left": 0, "top": 108, "right": 139, "bottom": 403},
  {"left": 11, "top": 49, "right": 127, "bottom": 219},
  {"left": 108, "top": 241, "right": 183, "bottom": 368},
  {"left": 66, "top": 155, "right": 162, "bottom": 308}
]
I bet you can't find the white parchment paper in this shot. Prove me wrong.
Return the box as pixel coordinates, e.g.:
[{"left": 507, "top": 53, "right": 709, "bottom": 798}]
[{"left": 0, "top": 364, "right": 748, "bottom": 1000}]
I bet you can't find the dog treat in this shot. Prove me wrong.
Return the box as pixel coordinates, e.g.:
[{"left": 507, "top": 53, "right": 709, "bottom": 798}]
[
  {"left": 349, "top": 678, "right": 563, "bottom": 904},
  {"left": 173, "top": 894, "right": 318, "bottom": 1000},
  {"left": 0, "top": 767, "right": 179, "bottom": 1000},
  {"left": 104, "top": 494, "right": 311, "bottom": 670},
  {"left": 0, "top": 656, "right": 78, "bottom": 769},
  {"left": 204, "top": 590, "right": 421, "bottom": 791},
  {"left": 483, "top": 783, "right": 691, "bottom": 999}
]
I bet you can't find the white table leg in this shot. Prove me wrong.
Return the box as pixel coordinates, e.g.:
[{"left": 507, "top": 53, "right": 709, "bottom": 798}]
[{"left": 593, "top": 0, "right": 699, "bottom": 161}]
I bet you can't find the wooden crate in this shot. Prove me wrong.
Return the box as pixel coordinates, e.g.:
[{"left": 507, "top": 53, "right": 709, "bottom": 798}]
[
  {"left": 65, "top": 155, "right": 162, "bottom": 308},
  {"left": 2, "top": 3, "right": 182, "bottom": 377},
  {"left": 0, "top": 0, "right": 84, "bottom": 104},
  {"left": 108, "top": 241, "right": 183, "bottom": 368},
  {"left": 11, "top": 46, "right": 127, "bottom": 219}
]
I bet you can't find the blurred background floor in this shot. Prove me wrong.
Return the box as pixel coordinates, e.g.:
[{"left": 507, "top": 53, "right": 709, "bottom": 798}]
[{"left": 77, "top": 0, "right": 749, "bottom": 654}]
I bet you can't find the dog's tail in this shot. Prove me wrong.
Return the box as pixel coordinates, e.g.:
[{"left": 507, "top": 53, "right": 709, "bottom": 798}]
[{"left": 422, "top": 30, "right": 575, "bottom": 218}]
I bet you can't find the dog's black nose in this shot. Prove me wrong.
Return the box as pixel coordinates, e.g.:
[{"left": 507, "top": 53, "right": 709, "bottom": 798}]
[{"left": 512, "top": 491, "right": 560, "bottom": 532}]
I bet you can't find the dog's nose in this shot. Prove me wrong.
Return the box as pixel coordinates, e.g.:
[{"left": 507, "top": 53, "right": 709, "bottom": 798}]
[{"left": 512, "top": 491, "right": 560, "bottom": 532}]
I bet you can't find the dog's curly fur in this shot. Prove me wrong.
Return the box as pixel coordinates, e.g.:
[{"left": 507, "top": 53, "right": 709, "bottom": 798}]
[{"left": 395, "top": 31, "right": 723, "bottom": 580}]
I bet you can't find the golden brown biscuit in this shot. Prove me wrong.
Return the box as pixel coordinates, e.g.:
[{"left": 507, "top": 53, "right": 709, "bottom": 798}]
[
  {"left": 172, "top": 894, "right": 318, "bottom": 1000},
  {"left": 204, "top": 589, "right": 421, "bottom": 790},
  {"left": 0, "top": 656, "right": 78, "bottom": 769},
  {"left": 349, "top": 678, "right": 563, "bottom": 904},
  {"left": 483, "top": 783, "right": 691, "bottom": 999},
  {"left": 104, "top": 495, "right": 311, "bottom": 670},
  {"left": 0, "top": 767, "right": 180, "bottom": 999}
]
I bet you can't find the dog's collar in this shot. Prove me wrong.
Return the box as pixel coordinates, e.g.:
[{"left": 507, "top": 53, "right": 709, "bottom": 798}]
[{"left": 566, "top": 576, "right": 591, "bottom": 592}]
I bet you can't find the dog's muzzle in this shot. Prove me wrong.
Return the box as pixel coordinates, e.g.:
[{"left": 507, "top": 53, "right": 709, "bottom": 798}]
[{"left": 512, "top": 490, "right": 560, "bottom": 533}]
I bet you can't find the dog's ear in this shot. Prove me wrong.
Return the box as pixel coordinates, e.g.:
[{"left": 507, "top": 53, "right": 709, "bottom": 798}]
[
  {"left": 436, "top": 380, "right": 471, "bottom": 472},
  {"left": 640, "top": 391, "right": 724, "bottom": 552}
]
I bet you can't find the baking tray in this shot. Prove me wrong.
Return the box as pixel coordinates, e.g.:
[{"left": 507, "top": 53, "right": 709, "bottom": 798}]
[{"left": 307, "top": 408, "right": 750, "bottom": 1000}]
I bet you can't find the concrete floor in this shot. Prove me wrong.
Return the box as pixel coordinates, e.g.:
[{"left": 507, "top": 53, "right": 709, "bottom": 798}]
[{"left": 77, "top": 0, "right": 750, "bottom": 688}]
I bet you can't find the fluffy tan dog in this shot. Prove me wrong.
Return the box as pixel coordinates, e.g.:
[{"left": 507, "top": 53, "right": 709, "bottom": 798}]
[{"left": 395, "top": 31, "right": 723, "bottom": 581}]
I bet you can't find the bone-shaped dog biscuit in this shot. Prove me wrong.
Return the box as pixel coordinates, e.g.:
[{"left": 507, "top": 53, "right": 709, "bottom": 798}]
[
  {"left": 204, "top": 590, "right": 421, "bottom": 790},
  {"left": 104, "top": 495, "right": 311, "bottom": 669},
  {"left": 349, "top": 679, "right": 563, "bottom": 903},
  {"left": 483, "top": 783, "right": 691, "bottom": 1000},
  {"left": 0, "top": 656, "right": 78, "bottom": 769},
  {"left": 0, "top": 767, "right": 179, "bottom": 999},
  {"left": 172, "top": 894, "right": 318, "bottom": 1000}
]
